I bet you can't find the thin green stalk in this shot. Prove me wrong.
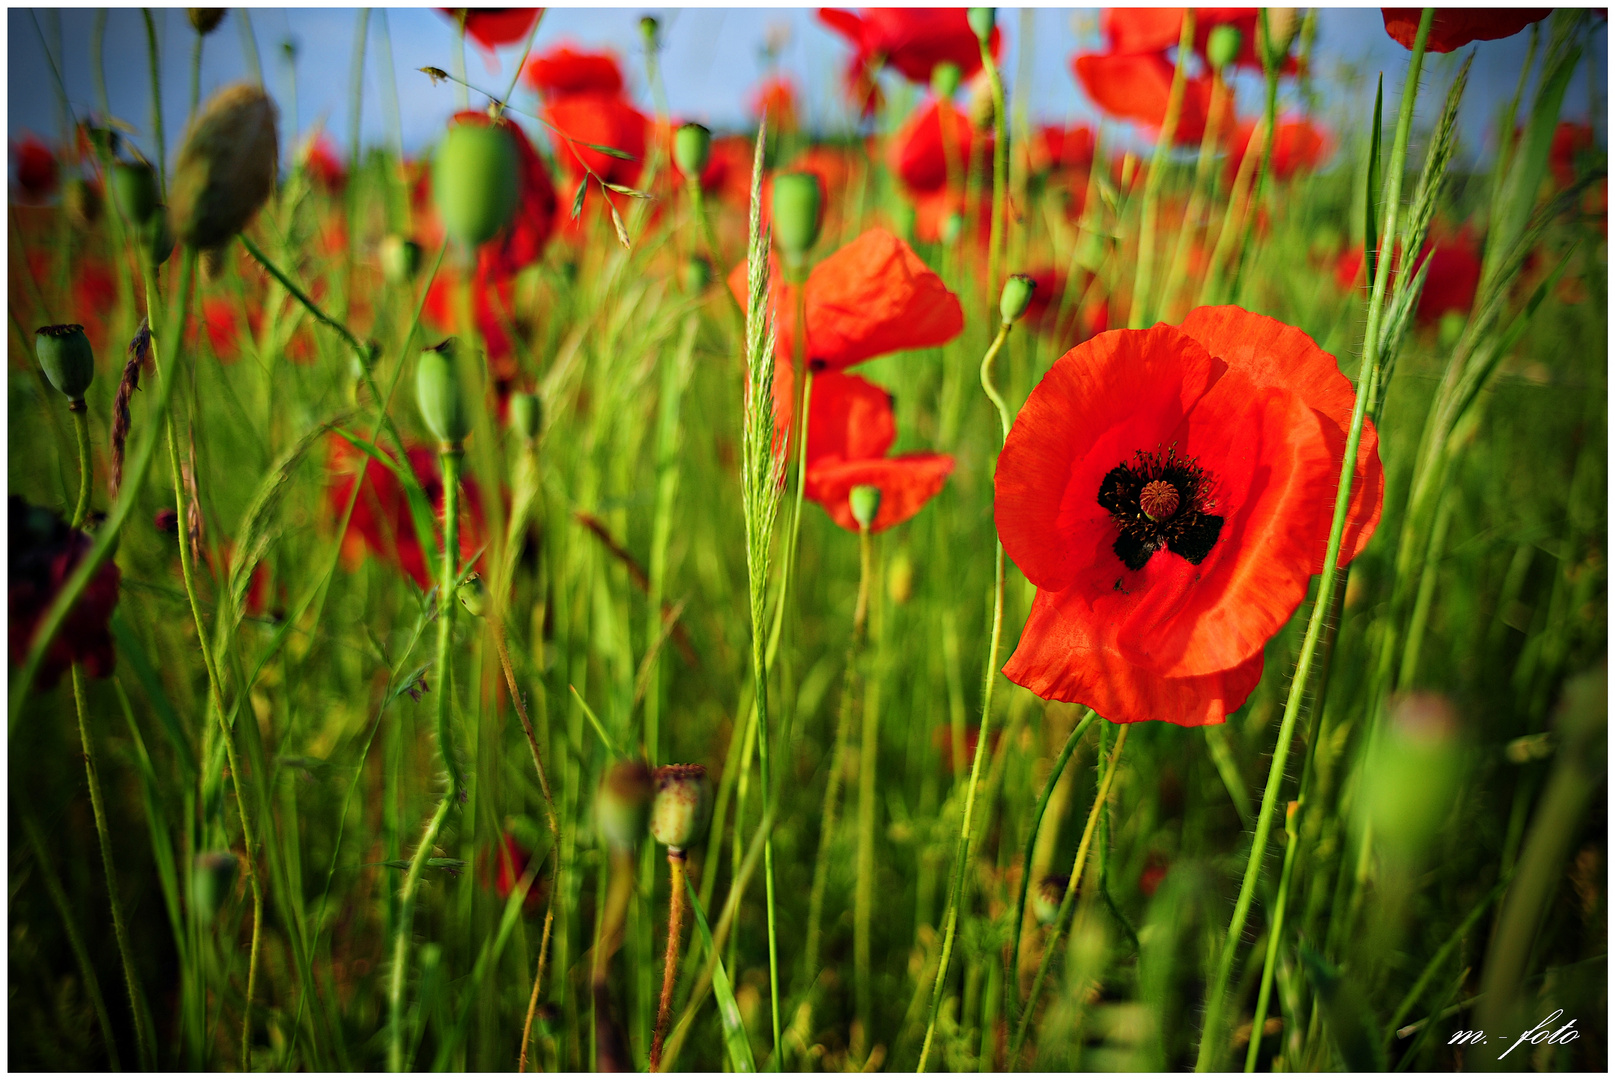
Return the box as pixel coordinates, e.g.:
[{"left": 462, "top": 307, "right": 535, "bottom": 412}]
[
  {"left": 1223, "top": 11, "right": 1284, "bottom": 304},
  {"left": 70, "top": 405, "right": 92, "bottom": 528},
  {"left": 853, "top": 527, "right": 883, "bottom": 1052},
  {"left": 238, "top": 8, "right": 263, "bottom": 88},
  {"left": 142, "top": 9, "right": 167, "bottom": 200},
  {"left": 1128, "top": 9, "right": 1194, "bottom": 328},
  {"left": 342, "top": 8, "right": 370, "bottom": 324},
  {"left": 190, "top": 24, "right": 203, "bottom": 120},
  {"left": 917, "top": 318, "right": 1014, "bottom": 1071},
  {"left": 1192, "top": 12, "right": 1434, "bottom": 1071},
  {"left": 978, "top": 26, "right": 1009, "bottom": 295}
]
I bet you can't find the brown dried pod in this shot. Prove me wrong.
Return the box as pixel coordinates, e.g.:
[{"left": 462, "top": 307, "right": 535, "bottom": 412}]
[
  {"left": 169, "top": 84, "right": 279, "bottom": 251},
  {"left": 187, "top": 8, "right": 226, "bottom": 35}
]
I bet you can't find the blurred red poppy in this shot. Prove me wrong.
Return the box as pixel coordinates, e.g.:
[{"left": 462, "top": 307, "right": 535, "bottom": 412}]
[
  {"left": 492, "top": 831, "right": 547, "bottom": 916},
  {"left": 523, "top": 44, "right": 625, "bottom": 100},
  {"left": 13, "top": 135, "right": 58, "bottom": 200},
  {"left": 890, "top": 98, "right": 991, "bottom": 196},
  {"left": 1072, "top": 52, "right": 1229, "bottom": 147},
  {"left": 1550, "top": 121, "right": 1595, "bottom": 189},
  {"left": 424, "top": 269, "right": 522, "bottom": 377},
  {"left": 201, "top": 297, "right": 243, "bottom": 358},
  {"left": 447, "top": 112, "right": 558, "bottom": 281},
  {"left": 1021, "top": 268, "right": 1110, "bottom": 345},
  {"left": 819, "top": 7, "right": 1002, "bottom": 86},
  {"left": 545, "top": 93, "right": 647, "bottom": 189},
  {"left": 1103, "top": 8, "right": 1291, "bottom": 73},
  {"left": 1030, "top": 124, "right": 1096, "bottom": 176},
  {"left": 71, "top": 258, "right": 118, "bottom": 349},
  {"left": 1226, "top": 115, "right": 1332, "bottom": 183},
  {"left": 994, "top": 307, "right": 1382, "bottom": 724},
  {"left": 439, "top": 8, "right": 543, "bottom": 52},
  {"left": 303, "top": 133, "right": 346, "bottom": 190},
  {"left": 751, "top": 75, "right": 801, "bottom": 133},
  {"left": 1334, "top": 233, "right": 1482, "bottom": 326},
  {"left": 1381, "top": 8, "right": 1550, "bottom": 53},
  {"left": 10, "top": 496, "right": 121, "bottom": 689}
]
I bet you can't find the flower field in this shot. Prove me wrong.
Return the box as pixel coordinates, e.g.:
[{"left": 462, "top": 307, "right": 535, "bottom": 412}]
[{"left": 7, "top": 7, "right": 1608, "bottom": 1072}]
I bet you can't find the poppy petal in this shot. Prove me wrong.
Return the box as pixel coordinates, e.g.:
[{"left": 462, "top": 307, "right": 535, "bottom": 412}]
[
  {"left": 806, "top": 453, "right": 955, "bottom": 532},
  {"left": 807, "top": 371, "right": 898, "bottom": 468}
]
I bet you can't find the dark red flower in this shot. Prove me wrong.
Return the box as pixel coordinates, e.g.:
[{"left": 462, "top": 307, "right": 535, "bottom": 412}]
[
  {"left": 1030, "top": 124, "right": 1096, "bottom": 176},
  {"left": 439, "top": 8, "right": 543, "bottom": 52},
  {"left": 1226, "top": 115, "right": 1332, "bottom": 184},
  {"left": 13, "top": 135, "right": 58, "bottom": 200},
  {"left": 9, "top": 496, "right": 120, "bottom": 689},
  {"left": 523, "top": 44, "right": 625, "bottom": 100},
  {"left": 819, "top": 8, "right": 1002, "bottom": 86},
  {"left": 304, "top": 133, "right": 346, "bottom": 190},
  {"left": 1381, "top": 8, "right": 1551, "bottom": 53},
  {"left": 492, "top": 831, "right": 547, "bottom": 916},
  {"left": 994, "top": 307, "right": 1382, "bottom": 725},
  {"left": 751, "top": 75, "right": 801, "bottom": 133},
  {"left": 201, "top": 297, "right": 243, "bottom": 358},
  {"left": 1413, "top": 235, "right": 1482, "bottom": 324},
  {"left": 448, "top": 111, "right": 558, "bottom": 281},
  {"left": 1550, "top": 121, "right": 1595, "bottom": 189},
  {"left": 1072, "top": 52, "right": 1230, "bottom": 147},
  {"left": 1103, "top": 8, "right": 1294, "bottom": 73}
]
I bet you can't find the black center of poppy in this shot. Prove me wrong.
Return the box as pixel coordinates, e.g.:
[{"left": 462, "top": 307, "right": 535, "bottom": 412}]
[{"left": 1097, "top": 446, "right": 1223, "bottom": 572}]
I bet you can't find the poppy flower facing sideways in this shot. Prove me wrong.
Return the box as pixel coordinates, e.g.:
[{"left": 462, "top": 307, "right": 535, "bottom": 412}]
[
  {"left": 439, "top": 8, "right": 544, "bottom": 53},
  {"left": 523, "top": 45, "right": 626, "bottom": 100},
  {"left": 995, "top": 307, "right": 1382, "bottom": 725},
  {"left": 818, "top": 8, "right": 1002, "bottom": 87},
  {"left": 491, "top": 831, "right": 547, "bottom": 917},
  {"left": 1550, "top": 121, "right": 1596, "bottom": 189},
  {"left": 10, "top": 496, "right": 121, "bottom": 689},
  {"left": 1381, "top": 8, "right": 1551, "bottom": 53},
  {"left": 891, "top": 98, "right": 992, "bottom": 196},
  {"left": 1072, "top": 52, "right": 1230, "bottom": 147}
]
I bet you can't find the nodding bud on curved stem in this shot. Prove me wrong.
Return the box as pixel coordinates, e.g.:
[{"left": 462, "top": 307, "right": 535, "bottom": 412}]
[
  {"left": 650, "top": 764, "right": 713, "bottom": 852},
  {"left": 674, "top": 122, "right": 712, "bottom": 178},
  {"left": 849, "top": 484, "right": 882, "bottom": 532},
  {"left": 999, "top": 274, "right": 1037, "bottom": 325},
  {"left": 771, "top": 171, "right": 822, "bottom": 269},
  {"left": 416, "top": 338, "right": 472, "bottom": 449},
  {"left": 35, "top": 324, "right": 95, "bottom": 405}
]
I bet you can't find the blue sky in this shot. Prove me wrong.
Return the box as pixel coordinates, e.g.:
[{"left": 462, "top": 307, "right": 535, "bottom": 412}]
[{"left": 9, "top": 8, "right": 1606, "bottom": 173}]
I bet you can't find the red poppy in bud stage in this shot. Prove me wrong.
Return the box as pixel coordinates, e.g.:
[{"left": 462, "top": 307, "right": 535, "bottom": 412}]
[
  {"left": 1072, "top": 52, "right": 1230, "bottom": 147},
  {"left": 802, "top": 371, "right": 955, "bottom": 532},
  {"left": 994, "top": 307, "right": 1382, "bottom": 725},
  {"left": 439, "top": 8, "right": 544, "bottom": 52},
  {"left": 326, "top": 437, "right": 485, "bottom": 590},
  {"left": 492, "top": 831, "right": 546, "bottom": 916},
  {"left": 1381, "top": 8, "right": 1551, "bottom": 53},
  {"left": 303, "top": 133, "right": 346, "bottom": 190},
  {"left": 446, "top": 111, "right": 558, "bottom": 281},
  {"left": 818, "top": 8, "right": 1002, "bottom": 86},
  {"left": 751, "top": 75, "right": 801, "bottom": 133},
  {"left": 9, "top": 496, "right": 121, "bottom": 689},
  {"left": 523, "top": 44, "right": 626, "bottom": 100},
  {"left": 13, "top": 134, "right": 59, "bottom": 200},
  {"left": 1550, "top": 121, "right": 1595, "bottom": 189},
  {"left": 1226, "top": 115, "right": 1332, "bottom": 184}
]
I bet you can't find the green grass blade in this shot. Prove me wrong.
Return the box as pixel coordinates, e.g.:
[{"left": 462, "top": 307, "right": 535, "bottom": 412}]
[{"left": 684, "top": 869, "right": 756, "bottom": 1072}]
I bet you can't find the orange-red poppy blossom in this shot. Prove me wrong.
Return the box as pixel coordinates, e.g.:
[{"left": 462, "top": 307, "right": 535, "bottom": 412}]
[
  {"left": 751, "top": 75, "right": 801, "bottom": 133},
  {"left": 523, "top": 44, "right": 626, "bottom": 100},
  {"left": 1226, "top": 115, "right": 1332, "bottom": 183},
  {"left": 890, "top": 98, "right": 991, "bottom": 196},
  {"left": 439, "top": 8, "right": 543, "bottom": 52},
  {"left": 1101, "top": 8, "right": 1294, "bottom": 73},
  {"left": 545, "top": 93, "right": 647, "bottom": 190},
  {"left": 1072, "top": 52, "right": 1230, "bottom": 147},
  {"left": 303, "top": 133, "right": 346, "bottom": 190},
  {"left": 994, "top": 307, "right": 1382, "bottom": 725},
  {"left": 818, "top": 7, "right": 1002, "bottom": 86},
  {"left": 1381, "top": 8, "right": 1550, "bottom": 53}
]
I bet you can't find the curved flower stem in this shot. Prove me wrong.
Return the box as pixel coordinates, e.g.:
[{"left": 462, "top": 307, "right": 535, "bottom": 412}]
[
  {"left": 1192, "top": 11, "right": 1434, "bottom": 1072},
  {"left": 1005, "top": 707, "right": 1097, "bottom": 1029},
  {"left": 1009, "top": 724, "right": 1130, "bottom": 1063},
  {"left": 70, "top": 403, "right": 92, "bottom": 528},
  {"left": 1128, "top": 10, "right": 1194, "bottom": 329},
  {"left": 917, "top": 318, "right": 1015, "bottom": 1071}
]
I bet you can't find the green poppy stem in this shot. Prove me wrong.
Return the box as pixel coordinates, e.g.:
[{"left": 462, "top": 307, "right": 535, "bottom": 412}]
[
  {"left": 1128, "top": 10, "right": 1194, "bottom": 329},
  {"left": 70, "top": 404, "right": 92, "bottom": 528}
]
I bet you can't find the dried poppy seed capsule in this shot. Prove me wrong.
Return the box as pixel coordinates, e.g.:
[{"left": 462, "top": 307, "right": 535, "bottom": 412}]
[
  {"left": 999, "top": 274, "right": 1037, "bottom": 325},
  {"left": 650, "top": 764, "right": 712, "bottom": 851},
  {"left": 508, "top": 391, "right": 541, "bottom": 442},
  {"left": 771, "top": 171, "right": 822, "bottom": 267},
  {"left": 111, "top": 161, "right": 159, "bottom": 226},
  {"left": 931, "top": 61, "right": 961, "bottom": 100},
  {"left": 191, "top": 850, "right": 238, "bottom": 927},
  {"left": 35, "top": 324, "right": 95, "bottom": 404},
  {"left": 188, "top": 8, "right": 225, "bottom": 35},
  {"left": 849, "top": 485, "right": 882, "bottom": 531},
  {"left": 967, "top": 7, "right": 996, "bottom": 43},
  {"left": 416, "top": 338, "right": 472, "bottom": 448},
  {"left": 380, "top": 234, "right": 422, "bottom": 284},
  {"left": 1206, "top": 25, "right": 1243, "bottom": 70},
  {"left": 457, "top": 572, "right": 487, "bottom": 618},
  {"left": 433, "top": 122, "right": 519, "bottom": 249},
  {"left": 596, "top": 760, "right": 654, "bottom": 852},
  {"left": 1033, "top": 873, "right": 1069, "bottom": 925},
  {"left": 674, "top": 122, "right": 712, "bottom": 178},
  {"left": 169, "top": 84, "right": 279, "bottom": 250}
]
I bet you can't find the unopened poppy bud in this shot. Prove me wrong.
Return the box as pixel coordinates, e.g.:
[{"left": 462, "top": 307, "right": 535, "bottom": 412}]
[
  {"left": 596, "top": 760, "right": 654, "bottom": 851},
  {"left": 941, "top": 210, "right": 965, "bottom": 245},
  {"left": 35, "top": 324, "right": 95, "bottom": 404},
  {"left": 650, "top": 764, "right": 712, "bottom": 851},
  {"left": 931, "top": 61, "right": 962, "bottom": 100},
  {"left": 674, "top": 122, "right": 712, "bottom": 178},
  {"left": 433, "top": 121, "right": 519, "bottom": 249},
  {"left": 999, "top": 273, "right": 1037, "bottom": 325},
  {"left": 65, "top": 176, "right": 102, "bottom": 229},
  {"left": 188, "top": 8, "right": 225, "bottom": 35},
  {"left": 508, "top": 391, "right": 541, "bottom": 441},
  {"left": 1206, "top": 25, "right": 1243, "bottom": 70},
  {"left": 191, "top": 850, "right": 239, "bottom": 927},
  {"left": 457, "top": 572, "right": 487, "bottom": 618},
  {"left": 849, "top": 484, "right": 882, "bottom": 531},
  {"left": 1262, "top": 9, "right": 1300, "bottom": 63},
  {"left": 771, "top": 171, "right": 822, "bottom": 267},
  {"left": 416, "top": 339, "right": 472, "bottom": 448},
  {"left": 967, "top": 7, "right": 996, "bottom": 43},
  {"left": 380, "top": 234, "right": 422, "bottom": 284},
  {"left": 682, "top": 253, "right": 712, "bottom": 295},
  {"left": 1033, "top": 874, "right": 1069, "bottom": 925},
  {"left": 639, "top": 15, "right": 660, "bottom": 49},
  {"left": 112, "top": 161, "right": 159, "bottom": 226},
  {"left": 1357, "top": 693, "right": 1463, "bottom": 863},
  {"left": 170, "top": 84, "right": 279, "bottom": 250}
]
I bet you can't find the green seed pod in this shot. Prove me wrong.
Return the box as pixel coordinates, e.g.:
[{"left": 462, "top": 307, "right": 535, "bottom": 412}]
[
  {"left": 188, "top": 8, "right": 225, "bottom": 35},
  {"left": 849, "top": 484, "right": 882, "bottom": 531},
  {"left": 433, "top": 121, "right": 520, "bottom": 250},
  {"left": 930, "top": 61, "right": 962, "bottom": 101},
  {"left": 650, "top": 764, "right": 713, "bottom": 851},
  {"left": 1033, "top": 874, "right": 1069, "bottom": 925},
  {"left": 416, "top": 339, "right": 472, "bottom": 448},
  {"left": 190, "top": 850, "right": 239, "bottom": 927},
  {"left": 111, "top": 161, "right": 160, "bottom": 226},
  {"left": 596, "top": 760, "right": 654, "bottom": 852},
  {"left": 967, "top": 7, "right": 996, "bottom": 43},
  {"left": 639, "top": 15, "right": 660, "bottom": 49},
  {"left": 64, "top": 176, "right": 102, "bottom": 229},
  {"left": 169, "top": 84, "right": 280, "bottom": 250},
  {"left": 681, "top": 253, "right": 712, "bottom": 296},
  {"left": 999, "top": 273, "right": 1037, "bottom": 325},
  {"left": 147, "top": 207, "right": 175, "bottom": 267},
  {"left": 35, "top": 324, "right": 95, "bottom": 403},
  {"left": 508, "top": 391, "right": 541, "bottom": 441},
  {"left": 380, "top": 234, "right": 423, "bottom": 284},
  {"left": 1205, "top": 24, "right": 1243, "bottom": 70},
  {"left": 457, "top": 572, "right": 487, "bottom": 618},
  {"left": 771, "top": 171, "right": 822, "bottom": 267},
  {"left": 673, "top": 122, "right": 712, "bottom": 178}
]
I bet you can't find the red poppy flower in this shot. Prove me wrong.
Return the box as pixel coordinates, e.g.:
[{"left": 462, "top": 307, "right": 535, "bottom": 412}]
[
  {"left": 71, "top": 258, "right": 118, "bottom": 349},
  {"left": 1072, "top": 52, "right": 1229, "bottom": 147},
  {"left": 1550, "top": 121, "right": 1595, "bottom": 189},
  {"left": 1381, "top": 8, "right": 1551, "bottom": 53},
  {"left": 751, "top": 75, "right": 801, "bottom": 133},
  {"left": 492, "top": 831, "right": 546, "bottom": 916},
  {"left": 9, "top": 496, "right": 121, "bottom": 689},
  {"left": 1030, "top": 124, "right": 1096, "bottom": 176},
  {"left": 818, "top": 8, "right": 1002, "bottom": 86},
  {"left": 447, "top": 112, "right": 558, "bottom": 281},
  {"left": 1226, "top": 115, "right": 1332, "bottom": 184},
  {"left": 523, "top": 44, "right": 625, "bottom": 100},
  {"left": 200, "top": 297, "right": 244, "bottom": 358},
  {"left": 1105, "top": 9, "right": 1295, "bottom": 73},
  {"left": 424, "top": 268, "right": 523, "bottom": 377},
  {"left": 890, "top": 98, "right": 991, "bottom": 195},
  {"left": 303, "top": 133, "right": 346, "bottom": 190},
  {"left": 545, "top": 93, "right": 646, "bottom": 189},
  {"left": 1413, "top": 236, "right": 1482, "bottom": 324},
  {"left": 13, "top": 135, "right": 58, "bottom": 200},
  {"left": 326, "top": 437, "right": 485, "bottom": 590},
  {"left": 994, "top": 307, "right": 1382, "bottom": 725},
  {"left": 439, "top": 8, "right": 543, "bottom": 52},
  {"left": 1021, "top": 269, "right": 1110, "bottom": 344}
]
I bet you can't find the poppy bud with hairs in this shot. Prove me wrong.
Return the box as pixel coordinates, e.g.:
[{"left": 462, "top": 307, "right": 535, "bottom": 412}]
[
  {"left": 650, "top": 764, "right": 712, "bottom": 851},
  {"left": 1000, "top": 273, "right": 1036, "bottom": 324},
  {"left": 35, "top": 324, "right": 95, "bottom": 404},
  {"left": 457, "top": 572, "right": 487, "bottom": 618},
  {"left": 596, "top": 760, "right": 654, "bottom": 852},
  {"left": 112, "top": 161, "right": 159, "bottom": 226},
  {"left": 674, "top": 123, "right": 712, "bottom": 178},
  {"left": 508, "top": 391, "right": 541, "bottom": 442},
  {"left": 433, "top": 121, "right": 519, "bottom": 249},
  {"left": 381, "top": 234, "right": 422, "bottom": 284},
  {"left": 771, "top": 171, "right": 822, "bottom": 268},
  {"left": 1033, "top": 873, "right": 1069, "bottom": 925},
  {"left": 416, "top": 339, "right": 472, "bottom": 448},
  {"left": 170, "top": 84, "right": 279, "bottom": 250},
  {"left": 849, "top": 484, "right": 882, "bottom": 531}
]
